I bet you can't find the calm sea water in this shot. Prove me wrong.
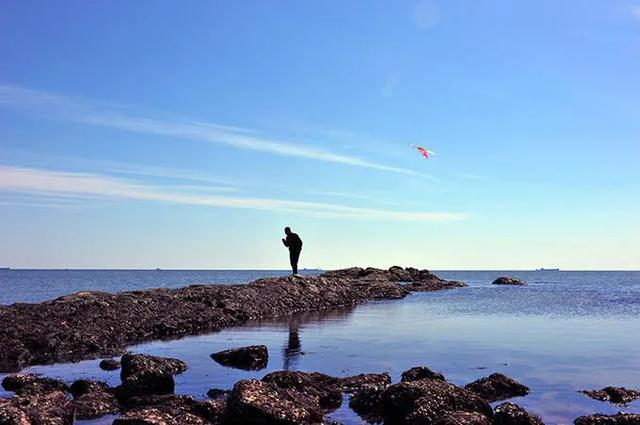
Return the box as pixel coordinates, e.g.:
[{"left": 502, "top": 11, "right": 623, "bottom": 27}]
[{"left": 1, "top": 270, "right": 639, "bottom": 425}]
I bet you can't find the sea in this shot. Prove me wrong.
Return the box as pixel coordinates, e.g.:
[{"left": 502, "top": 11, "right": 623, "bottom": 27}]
[{"left": 1, "top": 269, "right": 639, "bottom": 424}]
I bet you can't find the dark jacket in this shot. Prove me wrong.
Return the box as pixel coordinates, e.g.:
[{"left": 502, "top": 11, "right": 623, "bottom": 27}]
[{"left": 282, "top": 233, "right": 303, "bottom": 252}]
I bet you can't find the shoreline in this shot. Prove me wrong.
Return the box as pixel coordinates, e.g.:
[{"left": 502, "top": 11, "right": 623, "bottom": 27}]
[{"left": 0, "top": 266, "right": 464, "bottom": 373}]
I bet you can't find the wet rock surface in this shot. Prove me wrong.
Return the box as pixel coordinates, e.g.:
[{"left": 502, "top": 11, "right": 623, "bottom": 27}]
[
  {"left": 210, "top": 345, "right": 268, "bottom": 371},
  {"left": 401, "top": 366, "right": 446, "bottom": 383},
  {"left": 262, "top": 371, "right": 342, "bottom": 410},
  {"left": 381, "top": 377, "right": 493, "bottom": 424},
  {"left": 0, "top": 267, "right": 454, "bottom": 372},
  {"left": 493, "top": 402, "right": 544, "bottom": 425},
  {"left": 464, "top": 373, "right": 530, "bottom": 402},
  {"left": 492, "top": 277, "right": 527, "bottom": 286},
  {"left": 120, "top": 353, "right": 188, "bottom": 381},
  {"left": 0, "top": 390, "right": 74, "bottom": 425},
  {"left": 113, "top": 395, "right": 225, "bottom": 425},
  {"left": 574, "top": 413, "right": 640, "bottom": 425},
  {"left": 341, "top": 373, "right": 391, "bottom": 422},
  {"left": 434, "top": 411, "right": 493, "bottom": 425},
  {"left": 1, "top": 373, "right": 68, "bottom": 396},
  {"left": 580, "top": 387, "right": 640, "bottom": 405}
]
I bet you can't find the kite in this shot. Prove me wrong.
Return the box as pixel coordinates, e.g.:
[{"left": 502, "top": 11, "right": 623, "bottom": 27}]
[{"left": 411, "top": 144, "right": 436, "bottom": 159}]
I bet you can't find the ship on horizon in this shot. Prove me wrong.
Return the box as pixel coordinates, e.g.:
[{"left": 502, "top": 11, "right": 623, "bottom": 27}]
[{"left": 536, "top": 267, "right": 560, "bottom": 271}]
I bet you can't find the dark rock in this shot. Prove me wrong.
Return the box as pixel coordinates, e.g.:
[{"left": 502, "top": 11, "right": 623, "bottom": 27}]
[
  {"left": 8, "top": 390, "right": 74, "bottom": 425},
  {"left": 206, "top": 388, "right": 230, "bottom": 399},
  {"left": 434, "top": 411, "right": 493, "bottom": 425},
  {"left": 1, "top": 373, "right": 68, "bottom": 396},
  {"left": 342, "top": 374, "right": 391, "bottom": 422},
  {"left": 492, "top": 277, "right": 526, "bottom": 286},
  {"left": 464, "top": 373, "right": 529, "bottom": 402},
  {"left": 0, "top": 399, "right": 30, "bottom": 425},
  {"left": 113, "top": 395, "right": 225, "bottom": 425},
  {"left": 493, "top": 402, "right": 544, "bottom": 425},
  {"left": 99, "top": 358, "right": 121, "bottom": 371},
  {"left": 120, "top": 353, "right": 188, "bottom": 381},
  {"left": 116, "top": 372, "right": 175, "bottom": 400},
  {"left": 401, "top": 366, "right": 446, "bottom": 382},
  {"left": 0, "top": 267, "right": 436, "bottom": 372},
  {"left": 388, "top": 266, "right": 414, "bottom": 282},
  {"left": 580, "top": 387, "right": 640, "bottom": 405},
  {"left": 69, "top": 379, "right": 119, "bottom": 420},
  {"left": 226, "top": 379, "right": 324, "bottom": 424},
  {"left": 210, "top": 345, "right": 268, "bottom": 371},
  {"left": 406, "top": 279, "right": 467, "bottom": 292},
  {"left": 381, "top": 378, "right": 493, "bottom": 424},
  {"left": 574, "top": 413, "right": 640, "bottom": 425},
  {"left": 262, "top": 370, "right": 342, "bottom": 410}
]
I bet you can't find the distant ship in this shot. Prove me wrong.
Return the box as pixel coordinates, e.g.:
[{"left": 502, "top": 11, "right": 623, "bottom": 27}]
[{"left": 536, "top": 268, "right": 560, "bottom": 271}]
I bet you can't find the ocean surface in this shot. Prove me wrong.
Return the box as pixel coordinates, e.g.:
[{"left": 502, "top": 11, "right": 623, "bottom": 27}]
[{"left": 1, "top": 269, "right": 639, "bottom": 424}]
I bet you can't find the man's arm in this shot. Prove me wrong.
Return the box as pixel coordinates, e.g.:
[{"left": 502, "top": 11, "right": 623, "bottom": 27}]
[{"left": 282, "top": 237, "right": 289, "bottom": 247}]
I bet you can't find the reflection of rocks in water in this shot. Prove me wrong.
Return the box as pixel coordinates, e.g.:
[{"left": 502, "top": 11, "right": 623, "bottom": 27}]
[{"left": 280, "top": 306, "right": 356, "bottom": 370}]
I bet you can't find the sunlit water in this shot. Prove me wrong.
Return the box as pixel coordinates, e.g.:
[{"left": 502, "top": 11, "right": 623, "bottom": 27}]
[{"left": 1, "top": 270, "right": 639, "bottom": 424}]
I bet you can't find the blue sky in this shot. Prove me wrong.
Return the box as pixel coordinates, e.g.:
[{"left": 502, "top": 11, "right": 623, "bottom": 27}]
[{"left": 1, "top": 0, "right": 639, "bottom": 269}]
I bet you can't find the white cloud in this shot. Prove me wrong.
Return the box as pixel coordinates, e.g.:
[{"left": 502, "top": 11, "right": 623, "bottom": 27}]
[
  {"left": 0, "top": 165, "right": 466, "bottom": 222},
  {"left": 0, "top": 85, "right": 420, "bottom": 177}
]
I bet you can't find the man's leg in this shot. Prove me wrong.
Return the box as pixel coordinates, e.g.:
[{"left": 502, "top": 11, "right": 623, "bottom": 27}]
[{"left": 290, "top": 250, "right": 300, "bottom": 274}]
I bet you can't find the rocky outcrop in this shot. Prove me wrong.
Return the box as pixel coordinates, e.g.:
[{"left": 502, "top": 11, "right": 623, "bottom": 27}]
[
  {"left": 0, "top": 268, "right": 428, "bottom": 372},
  {"left": 493, "top": 402, "right": 544, "bottom": 425},
  {"left": 580, "top": 387, "right": 640, "bottom": 405},
  {"left": 211, "top": 345, "right": 268, "bottom": 370},
  {"left": 69, "top": 379, "right": 120, "bottom": 419},
  {"left": 574, "top": 413, "right": 640, "bottom": 425},
  {"left": 435, "top": 411, "right": 493, "bottom": 425},
  {"left": 341, "top": 373, "right": 391, "bottom": 422},
  {"left": 261, "top": 371, "right": 342, "bottom": 410},
  {"left": 99, "top": 358, "right": 121, "bottom": 371},
  {"left": 120, "top": 353, "right": 188, "bottom": 381},
  {"left": 381, "top": 377, "right": 493, "bottom": 424},
  {"left": 113, "top": 395, "right": 225, "bottom": 425},
  {"left": 492, "top": 277, "right": 526, "bottom": 286},
  {"left": 0, "top": 390, "right": 73, "bottom": 425},
  {"left": 401, "top": 366, "right": 446, "bottom": 382},
  {"left": 1, "top": 373, "right": 68, "bottom": 396},
  {"left": 464, "top": 373, "right": 529, "bottom": 402}
]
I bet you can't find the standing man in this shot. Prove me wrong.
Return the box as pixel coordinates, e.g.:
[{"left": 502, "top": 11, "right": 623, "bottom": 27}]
[{"left": 282, "top": 227, "right": 303, "bottom": 275}]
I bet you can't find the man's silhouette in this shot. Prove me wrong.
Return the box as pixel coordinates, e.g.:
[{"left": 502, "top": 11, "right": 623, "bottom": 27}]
[{"left": 282, "top": 227, "right": 303, "bottom": 275}]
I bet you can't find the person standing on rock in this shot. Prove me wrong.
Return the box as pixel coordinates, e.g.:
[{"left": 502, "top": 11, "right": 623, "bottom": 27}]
[{"left": 282, "top": 227, "right": 303, "bottom": 275}]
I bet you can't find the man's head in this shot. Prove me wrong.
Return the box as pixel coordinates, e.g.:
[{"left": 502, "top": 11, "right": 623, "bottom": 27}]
[{"left": 284, "top": 227, "right": 291, "bottom": 235}]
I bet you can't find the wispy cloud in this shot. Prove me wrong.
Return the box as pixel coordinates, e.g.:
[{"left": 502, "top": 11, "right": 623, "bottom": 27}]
[
  {"left": 0, "top": 166, "right": 466, "bottom": 222},
  {"left": 632, "top": 5, "right": 640, "bottom": 20},
  {"left": 0, "top": 85, "right": 421, "bottom": 176}
]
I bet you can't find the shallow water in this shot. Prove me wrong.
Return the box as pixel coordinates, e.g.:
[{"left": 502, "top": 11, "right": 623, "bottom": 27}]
[{"left": 1, "top": 270, "right": 639, "bottom": 424}]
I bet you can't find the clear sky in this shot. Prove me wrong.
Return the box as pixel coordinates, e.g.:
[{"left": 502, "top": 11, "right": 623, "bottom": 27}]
[{"left": 1, "top": 1, "right": 639, "bottom": 270}]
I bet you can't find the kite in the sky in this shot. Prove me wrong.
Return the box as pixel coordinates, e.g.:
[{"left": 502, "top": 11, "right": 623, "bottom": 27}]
[{"left": 411, "top": 144, "right": 437, "bottom": 159}]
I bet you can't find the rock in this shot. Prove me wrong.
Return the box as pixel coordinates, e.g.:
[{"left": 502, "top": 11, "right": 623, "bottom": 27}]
[
  {"left": 381, "top": 378, "right": 493, "bottom": 424},
  {"left": 580, "top": 387, "right": 640, "bottom": 405},
  {"left": 0, "top": 399, "right": 30, "bottom": 425},
  {"left": 113, "top": 395, "right": 225, "bottom": 425},
  {"left": 492, "top": 277, "right": 526, "bottom": 286},
  {"left": 99, "top": 358, "right": 121, "bottom": 371},
  {"left": 116, "top": 372, "right": 175, "bottom": 400},
  {"left": 341, "top": 374, "right": 391, "bottom": 422},
  {"left": 434, "top": 411, "right": 493, "bottom": 425},
  {"left": 401, "top": 366, "right": 446, "bottom": 382},
  {"left": 388, "top": 266, "right": 414, "bottom": 282},
  {"left": 493, "top": 402, "right": 544, "bottom": 425},
  {"left": 10, "top": 390, "right": 74, "bottom": 425},
  {"left": 226, "top": 379, "right": 324, "bottom": 424},
  {"left": 405, "top": 279, "right": 467, "bottom": 292},
  {"left": 113, "top": 407, "right": 208, "bottom": 425},
  {"left": 69, "top": 379, "right": 119, "bottom": 420},
  {"left": 120, "top": 353, "right": 188, "bottom": 381},
  {"left": 207, "top": 388, "right": 230, "bottom": 399},
  {"left": 574, "top": 413, "right": 640, "bottom": 425},
  {"left": 1, "top": 373, "right": 68, "bottom": 396},
  {"left": 210, "top": 345, "right": 268, "bottom": 370},
  {"left": 262, "top": 370, "right": 342, "bottom": 410},
  {"left": 464, "top": 373, "right": 529, "bottom": 402}
]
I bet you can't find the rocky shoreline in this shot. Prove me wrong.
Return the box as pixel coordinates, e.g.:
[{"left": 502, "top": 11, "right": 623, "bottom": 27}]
[{"left": 0, "top": 266, "right": 464, "bottom": 373}]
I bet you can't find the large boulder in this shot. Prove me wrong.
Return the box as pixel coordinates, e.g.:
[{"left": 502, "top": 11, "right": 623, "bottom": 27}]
[
  {"left": 120, "top": 353, "right": 188, "bottom": 381},
  {"left": 69, "top": 379, "right": 120, "bottom": 420},
  {"left": 580, "top": 387, "right": 640, "bottom": 405},
  {"left": 225, "top": 379, "right": 323, "bottom": 424},
  {"left": 434, "top": 411, "right": 493, "bottom": 425},
  {"left": 116, "top": 372, "right": 175, "bottom": 400},
  {"left": 574, "top": 413, "right": 640, "bottom": 425},
  {"left": 493, "top": 402, "right": 544, "bottom": 425},
  {"left": 401, "top": 366, "right": 446, "bottom": 383},
  {"left": 492, "top": 277, "right": 526, "bottom": 286},
  {"left": 464, "top": 373, "right": 529, "bottom": 402},
  {"left": 211, "top": 345, "right": 268, "bottom": 370},
  {"left": 381, "top": 378, "right": 493, "bottom": 424},
  {"left": 1, "top": 373, "right": 68, "bottom": 396},
  {"left": 262, "top": 370, "right": 342, "bottom": 410}
]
